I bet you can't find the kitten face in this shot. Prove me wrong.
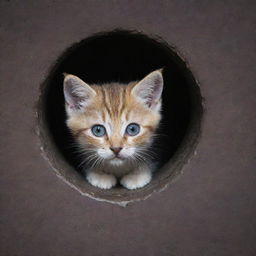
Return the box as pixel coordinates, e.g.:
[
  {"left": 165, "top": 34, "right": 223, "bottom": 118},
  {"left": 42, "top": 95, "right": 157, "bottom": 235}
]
[{"left": 63, "top": 70, "right": 163, "bottom": 167}]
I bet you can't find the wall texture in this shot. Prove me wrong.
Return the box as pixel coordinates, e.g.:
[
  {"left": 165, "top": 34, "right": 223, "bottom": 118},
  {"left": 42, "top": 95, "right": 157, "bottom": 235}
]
[{"left": 0, "top": 1, "right": 256, "bottom": 255}]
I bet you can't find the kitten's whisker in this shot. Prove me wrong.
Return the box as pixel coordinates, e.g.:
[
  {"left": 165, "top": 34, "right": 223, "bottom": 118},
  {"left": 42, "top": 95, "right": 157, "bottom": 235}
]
[
  {"left": 134, "top": 152, "right": 147, "bottom": 164},
  {"left": 86, "top": 155, "right": 98, "bottom": 166},
  {"left": 78, "top": 153, "right": 98, "bottom": 168},
  {"left": 136, "top": 149, "right": 156, "bottom": 160},
  {"left": 91, "top": 156, "right": 104, "bottom": 169}
]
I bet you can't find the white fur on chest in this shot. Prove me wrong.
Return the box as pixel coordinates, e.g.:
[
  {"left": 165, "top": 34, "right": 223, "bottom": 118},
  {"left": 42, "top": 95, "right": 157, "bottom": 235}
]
[{"left": 97, "top": 161, "right": 135, "bottom": 177}]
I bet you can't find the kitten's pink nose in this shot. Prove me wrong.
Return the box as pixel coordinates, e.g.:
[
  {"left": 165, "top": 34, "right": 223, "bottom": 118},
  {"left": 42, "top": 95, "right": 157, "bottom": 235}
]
[{"left": 110, "top": 147, "right": 122, "bottom": 155}]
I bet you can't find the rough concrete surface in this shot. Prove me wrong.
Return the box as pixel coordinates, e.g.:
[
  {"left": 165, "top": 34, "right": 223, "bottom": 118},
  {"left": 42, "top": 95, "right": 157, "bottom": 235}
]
[{"left": 0, "top": 1, "right": 256, "bottom": 256}]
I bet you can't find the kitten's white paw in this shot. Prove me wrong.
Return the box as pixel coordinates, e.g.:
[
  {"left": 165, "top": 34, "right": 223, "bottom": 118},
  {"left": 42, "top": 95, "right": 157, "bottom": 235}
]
[
  {"left": 86, "top": 171, "right": 117, "bottom": 189},
  {"left": 120, "top": 169, "right": 152, "bottom": 190}
]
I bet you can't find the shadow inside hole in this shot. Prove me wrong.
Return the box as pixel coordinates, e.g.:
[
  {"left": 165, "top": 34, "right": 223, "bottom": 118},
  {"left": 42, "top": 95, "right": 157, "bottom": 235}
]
[{"left": 43, "top": 30, "right": 198, "bottom": 186}]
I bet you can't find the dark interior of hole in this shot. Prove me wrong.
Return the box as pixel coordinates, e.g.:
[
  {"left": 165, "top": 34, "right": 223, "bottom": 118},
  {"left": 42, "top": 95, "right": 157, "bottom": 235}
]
[{"left": 43, "top": 30, "right": 197, "bottom": 176}]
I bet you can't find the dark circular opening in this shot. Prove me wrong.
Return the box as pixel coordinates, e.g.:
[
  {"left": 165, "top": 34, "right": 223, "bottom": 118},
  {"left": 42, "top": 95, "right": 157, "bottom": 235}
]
[{"left": 38, "top": 30, "right": 203, "bottom": 205}]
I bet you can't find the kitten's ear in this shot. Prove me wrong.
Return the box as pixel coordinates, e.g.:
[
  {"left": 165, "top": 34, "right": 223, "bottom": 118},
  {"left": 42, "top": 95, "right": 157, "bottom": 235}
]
[
  {"left": 132, "top": 69, "right": 163, "bottom": 110},
  {"left": 63, "top": 74, "right": 96, "bottom": 114}
]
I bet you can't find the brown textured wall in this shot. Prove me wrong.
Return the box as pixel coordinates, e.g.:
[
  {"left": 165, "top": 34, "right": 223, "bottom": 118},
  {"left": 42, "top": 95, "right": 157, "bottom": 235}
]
[{"left": 0, "top": 1, "right": 256, "bottom": 256}]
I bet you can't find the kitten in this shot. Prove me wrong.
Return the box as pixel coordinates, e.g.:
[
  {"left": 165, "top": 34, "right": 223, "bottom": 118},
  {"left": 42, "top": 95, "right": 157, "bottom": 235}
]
[{"left": 63, "top": 69, "right": 163, "bottom": 190}]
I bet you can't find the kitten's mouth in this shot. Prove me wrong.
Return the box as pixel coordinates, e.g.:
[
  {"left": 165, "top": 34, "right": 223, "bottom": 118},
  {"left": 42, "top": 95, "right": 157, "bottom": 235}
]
[
  {"left": 109, "top": 154, "right": 130, "bottom": 161},
  {"left": 111, "top": 156, "right": 125, "bottom": 160},
  {"left": 109, "top": 156, "right": 126, "bottom": 166}
]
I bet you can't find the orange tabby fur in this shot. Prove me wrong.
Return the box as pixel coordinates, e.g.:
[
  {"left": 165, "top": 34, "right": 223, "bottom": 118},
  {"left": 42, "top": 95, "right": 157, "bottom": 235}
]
[{"left": 63, "top": 70, "right": 163, "bottom": 189}]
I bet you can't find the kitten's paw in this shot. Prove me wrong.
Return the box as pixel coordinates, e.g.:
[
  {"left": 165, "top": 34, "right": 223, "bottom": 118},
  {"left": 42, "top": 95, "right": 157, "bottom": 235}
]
[
  {"left": 120, "top": 169, "right": 152, "bottom": 190},
  {"left": 86, "top": 171, "right": 117, "bottom": 189}
]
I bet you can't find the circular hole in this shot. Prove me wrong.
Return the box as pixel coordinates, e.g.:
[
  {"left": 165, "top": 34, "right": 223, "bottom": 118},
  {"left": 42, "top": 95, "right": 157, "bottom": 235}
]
[{"left": 38, "top": 30, "right": 203, "bottom": 205}]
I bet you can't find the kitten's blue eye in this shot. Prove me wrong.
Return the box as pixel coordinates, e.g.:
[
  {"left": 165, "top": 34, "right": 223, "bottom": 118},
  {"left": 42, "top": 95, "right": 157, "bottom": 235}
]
[
  {"left": 91, "top": 125, "right": 106, "bottom": 137},
  {"left": 126, "top": 123, "right": 140, "bottom": 136}
]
